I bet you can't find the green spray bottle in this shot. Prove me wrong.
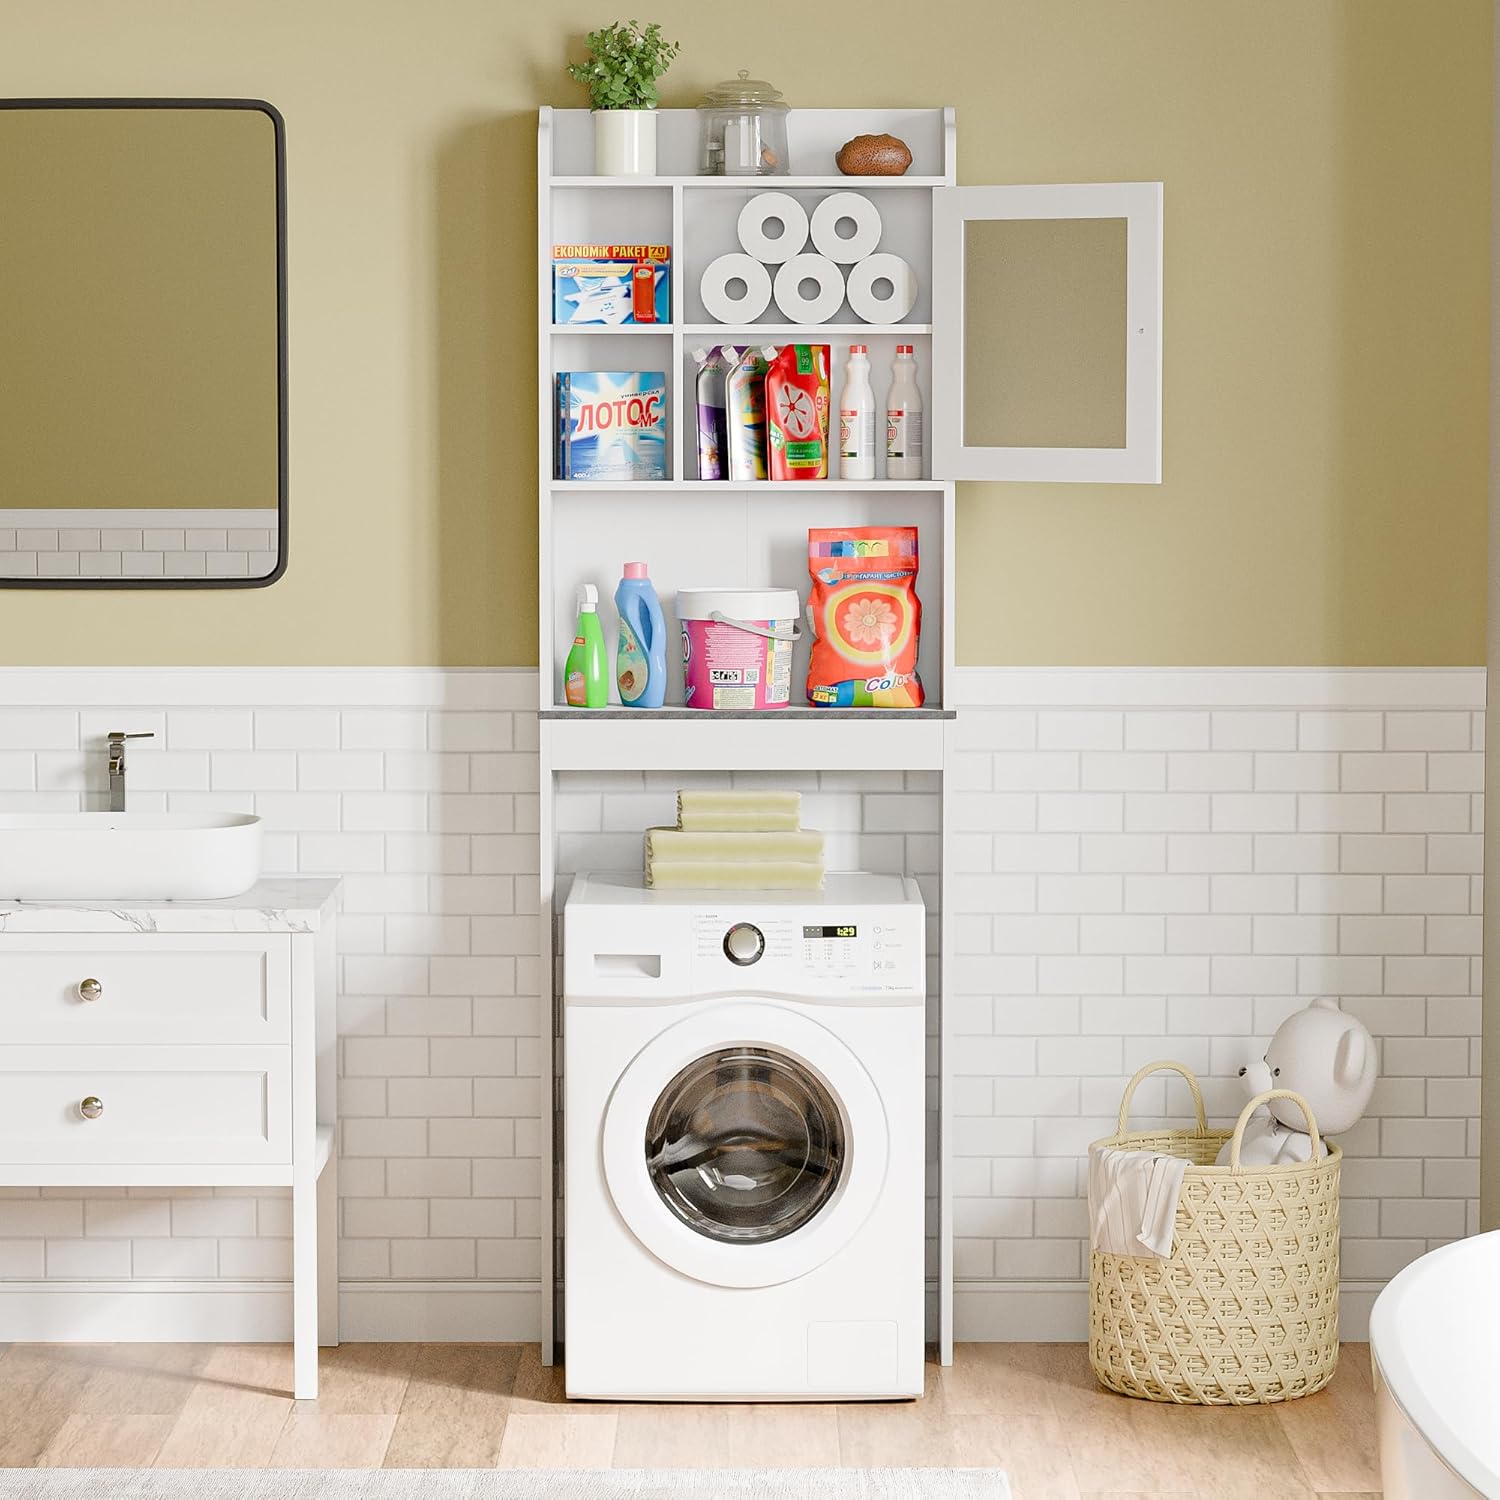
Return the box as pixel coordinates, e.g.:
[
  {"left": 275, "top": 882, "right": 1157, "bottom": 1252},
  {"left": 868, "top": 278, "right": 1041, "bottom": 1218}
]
[{"left": 564, "top": 583, "right": 608, "bottom": 708}]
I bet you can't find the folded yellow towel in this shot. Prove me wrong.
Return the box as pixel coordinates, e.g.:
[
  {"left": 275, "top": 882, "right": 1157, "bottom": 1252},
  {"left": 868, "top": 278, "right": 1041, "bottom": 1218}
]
[
  {"left": 646, "top": 860, "right": 825, "bottom": 891},
  {"left": 676, "top": 790, "right": 802, "bottom": 832},
  {"left": 645, "top": 828, "right": 825, "bottom": 863},
  {"left": 677, "top": 809, "right": 804, "bottom": 831}
]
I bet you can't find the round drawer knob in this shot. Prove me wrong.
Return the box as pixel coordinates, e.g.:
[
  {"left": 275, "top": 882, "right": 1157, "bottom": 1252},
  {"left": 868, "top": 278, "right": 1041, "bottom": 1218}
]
[
  {"left": 76, "top": 978, "right": 103, "bottom": 1003},
  {"left": 79, "top": 1096, "right": 104, "bottom": 1120}
]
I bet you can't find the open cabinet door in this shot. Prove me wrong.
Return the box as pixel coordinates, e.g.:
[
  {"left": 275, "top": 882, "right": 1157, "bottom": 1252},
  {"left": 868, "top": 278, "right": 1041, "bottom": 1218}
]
[{"left": 932, "top": 182, "right": 1162, "bottom": 483}]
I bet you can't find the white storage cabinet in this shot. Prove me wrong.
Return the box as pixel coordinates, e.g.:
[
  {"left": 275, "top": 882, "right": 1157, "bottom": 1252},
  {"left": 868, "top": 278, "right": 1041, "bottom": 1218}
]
[{"left": 535, "top": 104, "right": 1164, "bottom": 1364}]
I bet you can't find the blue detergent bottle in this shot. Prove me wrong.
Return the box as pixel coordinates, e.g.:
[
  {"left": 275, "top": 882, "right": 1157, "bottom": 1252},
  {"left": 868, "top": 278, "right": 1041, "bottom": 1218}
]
[{"left": 615, "top": 562, "right": 667, "bottom": 708}]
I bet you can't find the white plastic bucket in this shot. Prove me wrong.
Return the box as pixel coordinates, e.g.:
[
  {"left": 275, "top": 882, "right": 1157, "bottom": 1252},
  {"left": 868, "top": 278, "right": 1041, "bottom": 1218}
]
[{"left": 677, "top": 587, "right": 800, "bottom": 711}]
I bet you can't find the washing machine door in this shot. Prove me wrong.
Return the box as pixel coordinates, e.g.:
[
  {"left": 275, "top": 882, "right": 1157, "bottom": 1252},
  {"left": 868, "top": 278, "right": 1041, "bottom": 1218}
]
[{"left": 601, "top": 999, "right": 889, "bottom": 1289}]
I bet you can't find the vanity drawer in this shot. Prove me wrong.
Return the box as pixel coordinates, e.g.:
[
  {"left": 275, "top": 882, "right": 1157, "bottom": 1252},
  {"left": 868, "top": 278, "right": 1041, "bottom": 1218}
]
[
  {"left": 0, "top": 1045, "right": 290, "bottom": 1166},
  {"left": 0, "top": 935, "right": 290, "bottom": 1044}
]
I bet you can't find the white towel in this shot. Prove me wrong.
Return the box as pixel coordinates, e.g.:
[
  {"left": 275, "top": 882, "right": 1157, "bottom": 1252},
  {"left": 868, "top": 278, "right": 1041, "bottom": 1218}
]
[{"left": 1087, "top": 1145, "right": 1189, "bottom": 1259}]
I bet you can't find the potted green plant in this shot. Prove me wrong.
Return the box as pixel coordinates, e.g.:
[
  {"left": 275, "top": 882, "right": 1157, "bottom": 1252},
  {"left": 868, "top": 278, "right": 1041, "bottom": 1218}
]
[{"left": 566, "top": 20, "right": 680, "bottom": 176}]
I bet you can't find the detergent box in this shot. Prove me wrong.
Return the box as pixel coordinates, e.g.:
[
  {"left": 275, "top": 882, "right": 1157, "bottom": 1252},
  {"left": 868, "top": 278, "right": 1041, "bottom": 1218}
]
[
  {"left": 555, "top": 371, "right": 668, "bottom": 482},
  {"left": 552, "top": 243, "right": 671, "bottom": 325}
]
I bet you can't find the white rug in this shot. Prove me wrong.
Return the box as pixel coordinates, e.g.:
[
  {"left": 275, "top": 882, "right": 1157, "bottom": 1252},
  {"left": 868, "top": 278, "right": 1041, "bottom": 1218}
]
[{"left": 0, "top": 1472, "right": 1011, "bottom": 1499}]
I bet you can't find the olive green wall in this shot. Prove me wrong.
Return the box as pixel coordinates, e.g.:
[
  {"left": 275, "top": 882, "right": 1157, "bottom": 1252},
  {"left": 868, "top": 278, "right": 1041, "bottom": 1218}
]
[{"left": 0, "top": 0, "right": 1488, "bottom": 666}]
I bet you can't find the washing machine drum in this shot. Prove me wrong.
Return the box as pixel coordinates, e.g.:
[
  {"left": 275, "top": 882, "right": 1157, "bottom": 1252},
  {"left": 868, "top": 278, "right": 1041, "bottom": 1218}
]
[
  {"left": 602, "top": 1000, "right": 890, "bottom": 1289},
  {"left": 647, "top": 1046, "right": 844, "bottom": 1244}
]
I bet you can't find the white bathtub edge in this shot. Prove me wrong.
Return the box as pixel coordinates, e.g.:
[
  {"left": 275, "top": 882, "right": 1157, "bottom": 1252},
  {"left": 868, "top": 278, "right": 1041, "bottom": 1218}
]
[{"left": 1370, "top": 1233, "right": 1500, "bottom": 1500}]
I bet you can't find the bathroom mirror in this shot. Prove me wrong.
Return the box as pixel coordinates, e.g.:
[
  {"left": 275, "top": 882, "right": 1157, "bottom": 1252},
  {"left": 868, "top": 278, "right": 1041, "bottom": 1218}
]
[{"left": 0, "top": 99, "right": 286, "bottom": 587}]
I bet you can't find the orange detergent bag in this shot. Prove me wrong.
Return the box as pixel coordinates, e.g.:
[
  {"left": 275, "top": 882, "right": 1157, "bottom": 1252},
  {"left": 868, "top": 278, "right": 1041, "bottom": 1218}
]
[{"left": 806, "top": 525, "right": 924, "bottom": 708}]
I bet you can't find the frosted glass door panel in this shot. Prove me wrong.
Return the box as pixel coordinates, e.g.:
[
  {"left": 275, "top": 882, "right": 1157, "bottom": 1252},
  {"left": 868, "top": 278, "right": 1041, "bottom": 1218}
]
[
  {"left": 933, "top": 182, "right": 1161, "bottom": 483},
  {"left": 963, "top": 217, "right": 1126, "bottom": 450}
]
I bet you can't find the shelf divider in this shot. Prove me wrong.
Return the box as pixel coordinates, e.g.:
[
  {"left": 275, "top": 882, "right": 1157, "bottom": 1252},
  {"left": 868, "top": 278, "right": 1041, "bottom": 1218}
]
[{"left": 670, "top": 184, "right": 685, "bottom": 482}]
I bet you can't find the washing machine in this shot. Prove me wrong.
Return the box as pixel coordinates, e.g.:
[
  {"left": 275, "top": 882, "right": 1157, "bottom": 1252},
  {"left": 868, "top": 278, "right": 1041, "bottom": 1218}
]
[{"left": 563, "top": 871, "right": 926, "bottom": 1401}]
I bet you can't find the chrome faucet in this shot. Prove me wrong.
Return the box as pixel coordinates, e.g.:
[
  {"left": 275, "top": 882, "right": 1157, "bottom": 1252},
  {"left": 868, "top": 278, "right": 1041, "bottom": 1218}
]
[{"left": 106, "top": 731, "right": 154, "bottom": 812}]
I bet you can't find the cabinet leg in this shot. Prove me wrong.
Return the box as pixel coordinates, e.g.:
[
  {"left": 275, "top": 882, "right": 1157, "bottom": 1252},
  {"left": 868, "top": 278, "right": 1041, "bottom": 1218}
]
[
  {"left": 293, "top": 1174, "right": 318, "bottom": 1399},
  {"left": 318, "top": 1154, "right": 339, "bottom": 1347}
]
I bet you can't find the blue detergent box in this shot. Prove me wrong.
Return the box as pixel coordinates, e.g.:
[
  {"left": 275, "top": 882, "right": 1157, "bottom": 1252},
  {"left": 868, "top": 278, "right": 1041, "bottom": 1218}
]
[
  {"left": 555, "top": 371, "right": 668, "bottom": 481},
  {"left": 552, "top": 243, "right": 671, "bottom": 325}
]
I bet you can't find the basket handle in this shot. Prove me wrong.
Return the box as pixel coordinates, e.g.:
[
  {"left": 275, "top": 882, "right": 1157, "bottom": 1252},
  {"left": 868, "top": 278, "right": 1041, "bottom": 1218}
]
[
  {"left": 1227, "top": 1088, "right": 1323, "bottom": 1171},
  {"left": 1116, "top": 1060, "right": 1208, "bottom": 1137}
]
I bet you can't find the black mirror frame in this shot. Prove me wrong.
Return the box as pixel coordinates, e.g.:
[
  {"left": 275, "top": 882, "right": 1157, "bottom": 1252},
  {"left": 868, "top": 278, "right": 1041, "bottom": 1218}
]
[{"left": 0, "top": 96, "right": 288, "bottom": 589}]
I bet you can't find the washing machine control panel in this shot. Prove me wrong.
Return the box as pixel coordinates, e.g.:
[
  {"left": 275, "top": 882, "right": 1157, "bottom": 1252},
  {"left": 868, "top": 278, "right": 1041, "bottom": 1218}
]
[{"left": 690, "top": 905, "right": 923, "bottom": 997}]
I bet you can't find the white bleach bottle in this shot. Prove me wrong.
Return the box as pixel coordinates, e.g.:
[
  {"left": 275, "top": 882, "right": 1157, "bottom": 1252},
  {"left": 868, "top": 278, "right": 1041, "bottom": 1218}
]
[
  {"left": 838, "top": 343, "right": 875, "bottom": 481},
  {"left": 885, "top": 343, "right": 924, "bottom": 480}
]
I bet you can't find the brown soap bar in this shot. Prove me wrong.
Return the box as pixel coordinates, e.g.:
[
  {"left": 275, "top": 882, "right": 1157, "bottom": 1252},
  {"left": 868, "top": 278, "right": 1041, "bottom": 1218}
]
[{"left": 836, "top": 133, "right": 913, "bottom": 176}]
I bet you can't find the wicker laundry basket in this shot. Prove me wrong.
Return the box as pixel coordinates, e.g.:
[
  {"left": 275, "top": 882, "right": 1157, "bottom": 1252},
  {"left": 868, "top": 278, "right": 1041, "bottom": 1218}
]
[{"left": 1088, "top": 1060, "right": 1341, "bottom": 1405}]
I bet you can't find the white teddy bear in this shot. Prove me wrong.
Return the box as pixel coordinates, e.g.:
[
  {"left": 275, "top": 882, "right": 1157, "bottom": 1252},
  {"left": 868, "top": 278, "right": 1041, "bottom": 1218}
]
[{"left": 1215, "top": 997, "right": 1377, "bottom": 1166}]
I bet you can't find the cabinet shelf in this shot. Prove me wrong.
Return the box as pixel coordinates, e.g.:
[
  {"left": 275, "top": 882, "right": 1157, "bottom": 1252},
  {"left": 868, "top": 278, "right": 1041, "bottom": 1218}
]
[
  {"left": 540, "top": 705, "right": 952, "bottom": 720},
  {"left": 550, "top": 479, "right": 945, "bottom": 493},
  {"left": 551, "top": 323, "right": 931, "bottom": 341},
  {"left": 541, "top": 703, "right": 951, "bottom": 772},
  {"left": 682, "top": 323, "right": 932, "bottom": 339},
  {"left": 551, "top": 323, "right": 673, "bottom": 335},
  {"left": 552, "top": 175, "right": 949, "bottom": 190}
]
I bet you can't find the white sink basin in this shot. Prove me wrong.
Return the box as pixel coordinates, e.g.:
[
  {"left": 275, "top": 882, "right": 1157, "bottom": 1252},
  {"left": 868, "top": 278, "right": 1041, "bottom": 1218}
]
[{"left": 0, "top": 813, "right": 262, "bottom": 900}]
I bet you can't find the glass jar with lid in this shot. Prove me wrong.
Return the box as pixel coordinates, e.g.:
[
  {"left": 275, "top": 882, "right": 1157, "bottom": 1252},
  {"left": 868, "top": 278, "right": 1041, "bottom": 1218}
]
[{"left": 697, "top": 71, "right": 790, "bottom": 177}]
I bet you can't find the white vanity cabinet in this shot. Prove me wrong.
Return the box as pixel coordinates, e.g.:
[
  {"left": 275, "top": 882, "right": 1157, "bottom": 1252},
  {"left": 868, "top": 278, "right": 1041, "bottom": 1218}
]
[{"left": 0, "top": 878, "right": 339, "bottom": 1399}]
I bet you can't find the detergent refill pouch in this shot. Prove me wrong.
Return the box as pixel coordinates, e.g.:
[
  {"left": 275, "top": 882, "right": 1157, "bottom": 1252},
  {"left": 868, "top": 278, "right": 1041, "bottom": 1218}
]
[
  {"left": 765, "top": 344, "right": 830, "bottom": 481},
  {"left": 725, "top": 346, "right": 770, "bottom": 482},
  {"left": 807, "top": 526, "right": 924, "bottom": 708},
  {"left": 694, "top": 345, "right": 736, "bottom": 481}
]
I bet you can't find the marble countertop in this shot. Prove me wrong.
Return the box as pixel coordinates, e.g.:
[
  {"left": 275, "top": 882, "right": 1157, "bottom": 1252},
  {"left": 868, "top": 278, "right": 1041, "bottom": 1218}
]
[{"left": 0, "top": 878, "right": 341, "bottom": 933}]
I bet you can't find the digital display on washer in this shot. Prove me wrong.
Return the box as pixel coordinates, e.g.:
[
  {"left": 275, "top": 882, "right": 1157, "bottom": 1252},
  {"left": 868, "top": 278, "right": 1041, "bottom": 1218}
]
[{"left": 803, "top": 925, "right": 857, "bottom": 939}]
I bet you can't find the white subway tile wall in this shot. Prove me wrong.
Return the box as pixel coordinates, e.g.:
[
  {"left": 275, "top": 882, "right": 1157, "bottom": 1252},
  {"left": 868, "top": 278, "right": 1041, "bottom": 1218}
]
[
  {"left": 0, "top": 675, "right": 543, "bottom": 1301},
  {"left": 948, "top": 702, "right": 1483, "bottom": 1291},
  {"left": 0, "top": 671, "right": 1483, "bottom": 1338}
]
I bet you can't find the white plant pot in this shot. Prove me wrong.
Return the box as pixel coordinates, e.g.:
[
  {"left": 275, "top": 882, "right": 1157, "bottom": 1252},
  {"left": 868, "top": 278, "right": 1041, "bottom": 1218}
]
[{"left": 593, "top": 109, "right": 657, "bottom": 177}]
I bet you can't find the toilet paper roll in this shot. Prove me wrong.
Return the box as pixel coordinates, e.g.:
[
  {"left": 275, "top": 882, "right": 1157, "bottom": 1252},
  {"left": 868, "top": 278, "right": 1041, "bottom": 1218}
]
[
  {"left": 846, "top": 252, "right": 919, "bottom": 323},
  {"left": 773, "top": 253, "right": 846, "bottom": 324},
  {"left": 699, "top": 253, "right": 773, "bottom": 323},
  {"left": 736, "top": 192, "right": 810, "bottom": 264},
  {"left": 810, "top": 192, "right": 883, "bottom": 263}
]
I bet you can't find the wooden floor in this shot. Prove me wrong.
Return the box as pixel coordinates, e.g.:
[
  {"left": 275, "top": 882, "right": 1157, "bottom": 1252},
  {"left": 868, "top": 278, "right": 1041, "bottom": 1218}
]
[{"left": 0, "top": 1341, "right": 1381, "bottom": 1497}]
